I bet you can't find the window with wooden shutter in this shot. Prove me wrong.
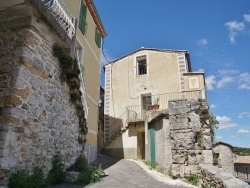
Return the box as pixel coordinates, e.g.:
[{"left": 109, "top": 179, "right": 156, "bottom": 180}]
[
  {"left": 95, "top": 27, "right": 102, "bottom": 48},
  {"left": 79, "top": 2, "right": 87, "bottom": 35}
]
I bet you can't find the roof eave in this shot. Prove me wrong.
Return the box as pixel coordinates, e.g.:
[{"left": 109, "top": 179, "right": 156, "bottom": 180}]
[{"left": 85, "top": 0, "right": 107, "bottom": 38}]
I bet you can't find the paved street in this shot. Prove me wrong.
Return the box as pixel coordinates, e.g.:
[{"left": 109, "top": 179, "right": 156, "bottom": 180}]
[
  {"left": 88, "top": 155, "right": 190, "bottom": 188},
  {"left": 53, "top": 154, "right": 193, "bottom": 188}
]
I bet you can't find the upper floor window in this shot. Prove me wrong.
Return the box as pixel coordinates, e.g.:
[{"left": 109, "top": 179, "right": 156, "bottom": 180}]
[
  {"left": 137, "top": 55, "right": 147, "bottom": 75},
  {"left": 95, "top": 28, "right": 102, "bottom": 48},
  {"left": 79, "top": 2, "right": 87, "bottom": 35}
]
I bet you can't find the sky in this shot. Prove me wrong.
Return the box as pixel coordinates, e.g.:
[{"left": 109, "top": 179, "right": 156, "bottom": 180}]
[{"left": 94, "top": 0, "right": 250, "bottom": 148}]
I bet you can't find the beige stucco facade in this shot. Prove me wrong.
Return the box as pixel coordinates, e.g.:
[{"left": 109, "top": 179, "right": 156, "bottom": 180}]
[
  {"left": 63, "top": 0, "right": 106, "bottom": 163},
  {"left": 103, "top": 48, "right": 206, "bottom": 159}
]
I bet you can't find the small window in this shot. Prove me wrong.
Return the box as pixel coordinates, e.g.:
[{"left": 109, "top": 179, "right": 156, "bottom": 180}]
[
  {"left": 137, "top": 56, "right": 147, "bottom": 75},
  {"left": 79, "top": 2, "right": 87, "bottom": 35},
  {"left": 95, "top": 28, "right": 102, "bottom": 48}
]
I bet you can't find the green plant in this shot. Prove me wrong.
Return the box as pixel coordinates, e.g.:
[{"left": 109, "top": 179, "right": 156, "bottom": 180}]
[
  {"left": 9, "top": 168, "right": 48, "bottom": 188},
  {"left": 209, "top": 114, "right": 216, "bottom": 141},
  {"left": 52, "top": 44, "right": 87, "bottom": 145},
  {"left": 186, "top": 173, "right": 199, "bottom": 186},
  {"left": 9, "top": 170, "right": 30, "bottom": 188},
  {"left": 47, "top": 152, "right": 65, "bottom": 185},
  {"left": 196, "top": 132, "right": 203, "bottom": 146},
  {"left": 70, "top": 93, "right": 81, "bottom": 101},
  {"left": 143, "top": 160, "right": 157, "bottom": 170},
  {"left": 168, "top": 168, "right": 175, "bottom": 179},
  {"left": 67, "top": 156, "right": 88, "bottom": 172},
  {"left": 67, "top": 156, "right": 103, "bottom": 184}
]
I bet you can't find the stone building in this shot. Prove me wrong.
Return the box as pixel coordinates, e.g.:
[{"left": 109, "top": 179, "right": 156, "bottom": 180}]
[
  {"left": 102, "top": 47, "right": 207, "bottom": 161},
  {"left": 0, "top": 0, "right": 106, "bottom": 185},
  {"left": 213, "top": 141, "right": 234, "bottom": 175},
  {"left": 234, "top": 155, "right": 250, "bottom": 181}
]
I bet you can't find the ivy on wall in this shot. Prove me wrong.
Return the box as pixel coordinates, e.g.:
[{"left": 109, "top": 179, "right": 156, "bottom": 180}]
[{"left": 52, "top": 44, "right": 87, "bottom": 144}]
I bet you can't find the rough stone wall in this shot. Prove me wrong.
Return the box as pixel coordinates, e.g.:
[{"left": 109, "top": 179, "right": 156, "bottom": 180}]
[
  {"left": 0, "top": 15, "right": 81, "bottom": 185},
  {"left": 213, "top": 144, "right": 234, "bottom": 175},
  {"left": 199, "top": 164, "right": 249, "bottom": 188},
  {"left": 235, "top": 163, "right": 250, "bottom": 181},
  {"left": 168, "top": 99, "right": 213, "bottom": 178}
]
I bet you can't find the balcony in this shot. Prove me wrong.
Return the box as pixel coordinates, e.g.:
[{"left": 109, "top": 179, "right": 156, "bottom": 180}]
[
  {"left": 105, "top": 90, "right": 204, "bottom": 143},
  {"left": 42, "top": 0, "right": 75, "bottom": 38}
]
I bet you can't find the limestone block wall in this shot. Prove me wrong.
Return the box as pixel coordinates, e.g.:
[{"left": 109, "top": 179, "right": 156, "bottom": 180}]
[
  {"left": 0, "top": 11, "right": 82, "bottom": 185},
  {"left": 168, "top": 99, "right": 213, "bottom": 178}
]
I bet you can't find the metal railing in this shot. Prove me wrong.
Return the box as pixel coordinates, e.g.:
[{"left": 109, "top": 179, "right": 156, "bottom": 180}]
[
  {"left": 126, "top": 105, "right": 145, "bottom": 123},
  {"left": 151, "top": 90, "right": 203, "bottom": 111},
  {"left": 106, "top": 90, "right": 203, "bottom": 143},
  {"left": 42, "top": 0, "right": 75, "bottom": 38}
]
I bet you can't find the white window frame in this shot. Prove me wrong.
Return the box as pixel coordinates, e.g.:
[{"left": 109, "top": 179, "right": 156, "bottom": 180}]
[{"left": 134, "top": 53, "right": 149, "bottom": 76}]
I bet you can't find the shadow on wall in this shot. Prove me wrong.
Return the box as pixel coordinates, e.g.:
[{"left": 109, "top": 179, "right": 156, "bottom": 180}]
[{"left": 99, "top": 115, "right": 125, "bottom": 159}]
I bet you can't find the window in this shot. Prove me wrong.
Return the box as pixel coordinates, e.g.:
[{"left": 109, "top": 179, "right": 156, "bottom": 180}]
[
  {"left": 79, "top": 2, "right": 87, "bottom": 35},
  {"left": 142, "top": 95, "right": 152, "bottom": 110},
  {"left": 137, "top": 56, "right": 147, "bottom": 75},
  {"left": 95, "top": 27, "right": 102, "bottom": 48}
]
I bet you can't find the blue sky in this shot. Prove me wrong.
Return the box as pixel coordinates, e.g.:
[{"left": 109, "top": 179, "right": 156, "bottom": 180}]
[{"left": 94, "top": 0, "right": 250, "bottom": 147}]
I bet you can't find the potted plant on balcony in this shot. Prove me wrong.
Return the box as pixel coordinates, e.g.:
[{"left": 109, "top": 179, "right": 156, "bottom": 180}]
[{"left": 148, "top": 96, "right": 160, "bottom": 110}]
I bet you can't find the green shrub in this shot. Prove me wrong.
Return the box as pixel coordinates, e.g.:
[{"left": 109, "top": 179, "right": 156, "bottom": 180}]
[
  {"left": 186, "top": 173, "right": 199, "bottom": 186},
  {"left": 47, "top": 152, "right": 65, "bottom": 185},
  {"left": 9, "top": 170, "right": 30, "bottom": 188},
  {"left": 9, "top": 168, "right": 48, "bottom": 188}
]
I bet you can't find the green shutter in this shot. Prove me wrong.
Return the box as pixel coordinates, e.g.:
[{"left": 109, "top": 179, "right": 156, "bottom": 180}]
[
  {"left": 95, "top": 27, "right": 102, "bottom": 48},
  {"left": 79, "top": 4, "right": 87, "bottom": 35}
]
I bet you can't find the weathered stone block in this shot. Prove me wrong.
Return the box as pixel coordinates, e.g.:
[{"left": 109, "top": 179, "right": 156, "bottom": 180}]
[
  {"left": 1, "top": 95, "right": 22, "bottom": 106},
  {"left": 171, "top": 129, "right": 195, "bottom": 150},
  {"left": 202, "top": 150, "right": 213, "bottom": 164}
]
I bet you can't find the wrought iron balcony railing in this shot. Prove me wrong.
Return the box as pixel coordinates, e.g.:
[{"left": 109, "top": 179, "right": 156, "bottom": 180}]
[{"left": 42, "top": 0, "right": 75, "bottom": 38}]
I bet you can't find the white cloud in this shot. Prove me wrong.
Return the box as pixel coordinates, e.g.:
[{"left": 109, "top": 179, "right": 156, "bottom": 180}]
[
  {"left": 225, "top": 21, "right": 245, "bottom": 44},
  {"left": 197, "top": 68, "right": 205, "bottom": 72},
  {"left": 218, "top": 69, "right": 239, "bottom": 75},
  {"left": 210, "top": 104, "right": 216, "bottom": 109},
  {"left": 216, "top": 136, "right": 222, "bottom": 139},
  {"left": 237, "top": 129, "right": 250, "bottom": 134},
  {"left": 216, "top": 76, "right": 234, "bottom": 88},
  {"left": 238, "top": 72, "right": 250, "bottom": 90},
  {"left": 243, "top": 13, "right": 250, "bottom": 22},
  {"left": 216, "top": 115, "right": 238, "bottom": 129},
  {"left": 197, "top": 39, "right": 208, "bottom": 46},
  {"left": 206, "top": 75, "right": 216, "bottom": 90},
  {"left": 238, "top": 112, "right": 250, "bottom": 118}
]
